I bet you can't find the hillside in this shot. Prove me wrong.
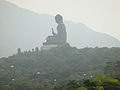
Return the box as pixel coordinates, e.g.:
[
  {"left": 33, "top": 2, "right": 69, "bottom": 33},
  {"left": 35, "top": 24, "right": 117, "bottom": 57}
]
[
  {"left": 0, "top": 0, "right": 120, "bottom": 57},
  {"left": 0, "top": 45, "right": 120, "bottom": 87}
]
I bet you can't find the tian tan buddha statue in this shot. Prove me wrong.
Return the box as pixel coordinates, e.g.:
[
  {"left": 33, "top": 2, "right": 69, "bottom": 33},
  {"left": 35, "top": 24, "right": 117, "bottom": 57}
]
[{"left": 43, "top": 14, "right": 67, "bottom": 45}]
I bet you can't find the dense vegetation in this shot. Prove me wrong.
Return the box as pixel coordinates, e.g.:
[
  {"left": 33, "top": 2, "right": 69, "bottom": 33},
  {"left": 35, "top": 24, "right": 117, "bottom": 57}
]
[{"left": 0, "top": 44, "right": 120, "bottom": 90}]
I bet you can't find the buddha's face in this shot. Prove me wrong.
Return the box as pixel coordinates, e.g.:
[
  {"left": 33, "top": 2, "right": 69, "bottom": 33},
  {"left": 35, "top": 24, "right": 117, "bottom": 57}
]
[{"left": 55, "top": 14, "right": 63, "bottom": 24}]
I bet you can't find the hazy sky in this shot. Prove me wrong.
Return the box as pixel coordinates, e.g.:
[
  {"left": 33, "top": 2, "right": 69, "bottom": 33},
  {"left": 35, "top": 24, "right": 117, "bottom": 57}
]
[{"left": 7, "top": 0, "right": 120, "bottom": 40}]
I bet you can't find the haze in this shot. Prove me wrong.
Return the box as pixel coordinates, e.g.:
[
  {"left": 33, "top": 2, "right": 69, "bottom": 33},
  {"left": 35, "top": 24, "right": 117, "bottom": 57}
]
[{"left": 7, "top": 0, "right": 120, "bottom": 41}]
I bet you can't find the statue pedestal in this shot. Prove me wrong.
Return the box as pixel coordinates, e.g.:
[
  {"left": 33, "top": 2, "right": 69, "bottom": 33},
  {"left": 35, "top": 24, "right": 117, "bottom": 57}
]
[{"left": 41, "top": 44, "right": 58, "bottom": 50}]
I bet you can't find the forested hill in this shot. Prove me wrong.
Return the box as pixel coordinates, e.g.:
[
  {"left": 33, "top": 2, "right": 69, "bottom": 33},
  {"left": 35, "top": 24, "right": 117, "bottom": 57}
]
[{"left": 0, "top": 45, "right": 120, "bottom": 85}]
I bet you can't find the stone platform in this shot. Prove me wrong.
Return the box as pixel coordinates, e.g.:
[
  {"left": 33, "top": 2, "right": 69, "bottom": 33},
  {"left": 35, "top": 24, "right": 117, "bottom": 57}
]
[{"left": 41, "top": 44, "right": 58, "bottom": 50}]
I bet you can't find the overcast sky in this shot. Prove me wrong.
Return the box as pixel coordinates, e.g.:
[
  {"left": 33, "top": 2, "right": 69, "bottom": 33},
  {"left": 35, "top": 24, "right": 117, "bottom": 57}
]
[{"left": 7, "top": 0, "right": 120, "bottom": 40}]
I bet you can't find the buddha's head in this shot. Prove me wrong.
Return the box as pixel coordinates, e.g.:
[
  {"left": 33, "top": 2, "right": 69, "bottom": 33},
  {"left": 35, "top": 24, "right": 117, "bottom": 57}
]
[{"left": 55, "top": 14, "right": 63, "bottom": 24}]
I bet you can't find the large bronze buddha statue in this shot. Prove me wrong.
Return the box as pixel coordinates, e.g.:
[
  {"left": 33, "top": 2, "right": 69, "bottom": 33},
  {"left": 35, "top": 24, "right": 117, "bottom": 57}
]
[{"left": 43, "top": 14, "right": 67, "bottom": 45}]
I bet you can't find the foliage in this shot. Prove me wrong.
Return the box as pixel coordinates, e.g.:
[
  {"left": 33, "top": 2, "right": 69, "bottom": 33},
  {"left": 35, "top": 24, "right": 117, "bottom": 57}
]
[
  {"left": 0, "top": 45, "right": 120, "bottom": 89},
  {"left": 104, "top": 61, "right": 120, "bottom": 80},
  {"left": 53, "top": 76, "right": 120, "bottom": 90},
  {"left": 75, "top": 87, "right": 88, "bottom": 90},
  {"left": 82, "top": 75, "right": 120, "bottom": 90}
]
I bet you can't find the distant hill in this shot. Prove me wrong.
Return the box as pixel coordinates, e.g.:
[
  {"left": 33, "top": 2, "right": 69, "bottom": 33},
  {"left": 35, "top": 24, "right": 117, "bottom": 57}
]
[{"left": 0, "top": 0, "right": 120, "bottom": 57}]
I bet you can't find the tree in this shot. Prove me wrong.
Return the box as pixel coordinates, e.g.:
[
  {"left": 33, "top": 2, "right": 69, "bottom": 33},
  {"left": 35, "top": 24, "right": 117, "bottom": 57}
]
[
  {"left": 35, "top": 47, "right": 39, "bottom": 52},
  {"left": 17, "top": 48, "right": 21, "bottom": 54},
  {"left": 104, "top": 61, "right": 120, "bottom": 79}
]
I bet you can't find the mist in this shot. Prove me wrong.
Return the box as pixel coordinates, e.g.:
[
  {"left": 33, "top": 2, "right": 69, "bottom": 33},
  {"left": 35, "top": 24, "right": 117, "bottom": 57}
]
[{"left": 0, "top": 0, "right": 120, "bottom": 90}]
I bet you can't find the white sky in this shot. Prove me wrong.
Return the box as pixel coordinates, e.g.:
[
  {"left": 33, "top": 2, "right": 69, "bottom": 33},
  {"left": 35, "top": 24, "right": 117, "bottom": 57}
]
[{"left": 7, "top": 0, "right": 120, "bottom": 40}]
